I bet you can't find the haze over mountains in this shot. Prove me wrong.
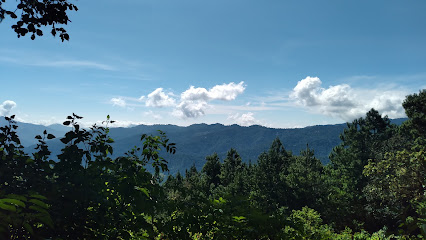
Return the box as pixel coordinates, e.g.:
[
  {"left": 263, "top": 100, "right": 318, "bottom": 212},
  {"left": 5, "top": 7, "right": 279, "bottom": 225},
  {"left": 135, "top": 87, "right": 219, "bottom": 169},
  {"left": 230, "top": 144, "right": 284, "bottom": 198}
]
[{"left": 1, "top": 118, "right": 407, "bottom": 175}]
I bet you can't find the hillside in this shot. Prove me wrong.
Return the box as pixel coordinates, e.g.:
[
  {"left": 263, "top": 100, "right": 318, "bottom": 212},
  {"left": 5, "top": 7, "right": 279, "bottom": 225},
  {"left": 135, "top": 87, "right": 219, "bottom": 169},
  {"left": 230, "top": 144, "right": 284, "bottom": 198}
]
[{"left": 8, "top": 118, "right": 406, "bottom": 175}]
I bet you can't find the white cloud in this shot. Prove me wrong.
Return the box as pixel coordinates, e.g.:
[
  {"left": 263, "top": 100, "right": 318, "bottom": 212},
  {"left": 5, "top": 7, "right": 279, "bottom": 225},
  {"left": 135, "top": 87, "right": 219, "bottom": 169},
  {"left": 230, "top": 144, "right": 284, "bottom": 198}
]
[
  {"left": 181, "top": 86, "right": 210, "bottom": 101},
  {"left": 370, "top": 92, "right": 406, "bottom": 117},
  {"left": 290, "top": 76, "right": 407, "bottom": 121},
  {"left": 110, "top": 97, "right": 127, "bottom": 108},
  {"left": 174, "top": 82, "right": 246, "bottom": 119},
  {"left": 173, "top": 101, "right": 209, "bottom": 118},
  {"left": 291, "top": 76, "right": 322, "bottom": 106},
  {"left": 109, "top": 82, "right": 245, "bottom": 119},
  {"left": 85, "top": 120, "right": 147, "bottom": 128},
  {"left": 228, "top": 112, "right": 259, "bottom": 126},
  {"left": 145, "top": 88, "right": 176, "bottom": 107},
  {"left": 108, "top": 121, "right": 146, "bottom": 128},
  {"left": 208, "top": 82, "right": 245, "bottom": 101},
  {"left": 179, "top": 82, "right": 245, "bottom": 102},
  {"left": 0, "top": 100, "right": 17, "bottom": 116}
]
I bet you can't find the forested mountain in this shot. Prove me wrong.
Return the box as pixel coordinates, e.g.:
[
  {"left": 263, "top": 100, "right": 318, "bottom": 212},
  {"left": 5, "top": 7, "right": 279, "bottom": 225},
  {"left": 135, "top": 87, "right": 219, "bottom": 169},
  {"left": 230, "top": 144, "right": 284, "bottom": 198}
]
[
  {"left": 0, "top": 91, "right": 424, "bottom": 239},
  {"left": 18, "top": 118, "right": 404, "bottom": 174}
]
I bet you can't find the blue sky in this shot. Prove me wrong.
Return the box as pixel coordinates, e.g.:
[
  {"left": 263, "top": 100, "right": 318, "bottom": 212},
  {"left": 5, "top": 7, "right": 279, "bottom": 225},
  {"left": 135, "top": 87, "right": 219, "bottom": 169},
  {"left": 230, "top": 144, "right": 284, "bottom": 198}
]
[{"left": 1, "top": 0, "right": 425, "bottom": 128}]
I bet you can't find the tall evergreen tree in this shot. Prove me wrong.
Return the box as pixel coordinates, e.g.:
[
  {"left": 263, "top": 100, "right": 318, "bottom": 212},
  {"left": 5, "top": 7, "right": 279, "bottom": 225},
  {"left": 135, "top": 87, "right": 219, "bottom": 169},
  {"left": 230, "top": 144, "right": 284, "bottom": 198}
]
[
  {"left": 220, "top": 148, "right": 243, "bottom": 187},
  {"left": 285, "top": 145, "right": 324, "bottom": 210},
  {"left": 253, "top": 138, "right": 292, "bottom": 212},
  {"left": 202, "top": 153, "right": 221, "bottom": 188},
  {"left": 324, "top": 109, "right": 396, "bottom": 230}
]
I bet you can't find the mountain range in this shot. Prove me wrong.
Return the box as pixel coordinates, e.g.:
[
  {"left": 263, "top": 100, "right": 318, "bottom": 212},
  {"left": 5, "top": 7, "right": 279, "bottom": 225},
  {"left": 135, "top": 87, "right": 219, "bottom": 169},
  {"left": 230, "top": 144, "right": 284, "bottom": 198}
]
[{"left": 1, "top": 118, "right": 407, "bottom": 175}]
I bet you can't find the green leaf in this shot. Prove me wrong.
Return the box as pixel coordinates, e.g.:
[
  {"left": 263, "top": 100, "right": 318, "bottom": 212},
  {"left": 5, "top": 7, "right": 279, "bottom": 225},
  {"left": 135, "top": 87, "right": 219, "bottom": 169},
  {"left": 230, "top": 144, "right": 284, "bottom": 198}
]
[
  {"left": 29, "top": 194, "right": 47, "bottom": 200},
  {"left": 0, "top": 198, "right": 26, "bottom": 208},
  {"left": 232, "top": 216, "right": 246, "bottom": 222},
  {"left": 29, "top": 199, "right": 49, "bottom": 209},
  {"left": 29, "top": 205, "right": 49, "bottom": 214},
  {"left": 137, "top": 187, "right": 150, "bottom": 198},
  {"left": 47, "top": 134, "right": 55, "bottom": 139},
  {"left": 5, "top": 194, "right": 27, "bottom": 202},
  {"left": 0, "top": 202, "right": 16, "bottom": 212}
]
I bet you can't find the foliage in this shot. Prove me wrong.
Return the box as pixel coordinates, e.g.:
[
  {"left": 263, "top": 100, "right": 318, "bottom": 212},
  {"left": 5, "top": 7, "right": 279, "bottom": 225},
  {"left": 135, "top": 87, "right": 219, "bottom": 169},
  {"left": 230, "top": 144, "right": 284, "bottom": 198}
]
[
  {"left": 252, "top": 137, "right": 292, "bottom": 212},
  {"left": 281, "top": 207, "right": 334, "bottom": 240},
  {"left": 0, "top": 0, "right": 78, "bottom": 41},
  {"left": 324, "top": 109, "right": 398, "bottom": 230},
  {"left": 285, "top": 146, "right": 325, "bottom": 210},
  {"left": 0, "top": 192, "right": 52, "bottom": 239},
  {"left": 0, "top": 114, "right": 176, "bottom": 239}
]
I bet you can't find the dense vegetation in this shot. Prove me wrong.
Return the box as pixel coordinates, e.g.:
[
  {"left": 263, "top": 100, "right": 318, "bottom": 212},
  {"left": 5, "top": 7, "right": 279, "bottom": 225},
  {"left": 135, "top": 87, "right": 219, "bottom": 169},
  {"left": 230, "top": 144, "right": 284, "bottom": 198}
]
[{"left": 0, "top": 90, "right": 425, "bottom": 239}]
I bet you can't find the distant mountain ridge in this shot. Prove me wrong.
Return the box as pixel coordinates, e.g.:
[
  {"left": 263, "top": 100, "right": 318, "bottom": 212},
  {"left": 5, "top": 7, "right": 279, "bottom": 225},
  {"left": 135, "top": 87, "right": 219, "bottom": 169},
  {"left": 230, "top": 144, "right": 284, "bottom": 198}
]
[{"left": 0, "top": 118, "right": 407, "bottom": 174}]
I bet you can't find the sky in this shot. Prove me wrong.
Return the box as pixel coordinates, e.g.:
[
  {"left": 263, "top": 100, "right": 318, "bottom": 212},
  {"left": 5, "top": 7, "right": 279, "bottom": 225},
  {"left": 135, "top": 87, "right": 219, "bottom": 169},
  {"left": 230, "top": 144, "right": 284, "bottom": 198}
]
[{"left": 1, "top": 0, "right": 426, "bottom": 128}]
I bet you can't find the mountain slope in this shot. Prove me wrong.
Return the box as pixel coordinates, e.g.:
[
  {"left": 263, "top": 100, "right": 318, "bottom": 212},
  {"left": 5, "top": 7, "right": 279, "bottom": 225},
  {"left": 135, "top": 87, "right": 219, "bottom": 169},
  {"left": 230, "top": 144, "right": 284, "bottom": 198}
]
[
  {"left": 24, "top": 123, "right": 347, "bottom": 174},
  {"left": 0, "top": 118, "right": 406, "bottom": 175}
]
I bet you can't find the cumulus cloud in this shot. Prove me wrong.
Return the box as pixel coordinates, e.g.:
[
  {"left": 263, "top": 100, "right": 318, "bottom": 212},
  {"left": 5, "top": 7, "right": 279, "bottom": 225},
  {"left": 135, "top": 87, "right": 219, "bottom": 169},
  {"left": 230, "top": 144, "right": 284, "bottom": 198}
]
[
  {"left": 290, "top": 76, "right": 406, "bottom": 121},
  {"left": 113, "top": 82, "right": 245, "bottom": 119},
  {"left": 110, "top": 97, "right": 126, "bottom": 108},
  {"left": 180, "top": 86, "right": 210, "bottom": 101},
  {"left": 173, "top": 101, "right": 209, "bottom": 119},
  {"left": 0, "top": 100, "right": 17, "bottom": 116},
  {"left": 208, "top": 82, "right": 245, "bottom": 101},
  {"left": 228, "top": 112, "right": 259, "bottom": 126},
  {"left": 179, "top": 82, "right": 245, "bottom": 102},
  {"left": 174, "top": 81, "right": 245, "bottom": 119},
  {"left": 145, "top": 88, "right": 176, "bottom": 107}
]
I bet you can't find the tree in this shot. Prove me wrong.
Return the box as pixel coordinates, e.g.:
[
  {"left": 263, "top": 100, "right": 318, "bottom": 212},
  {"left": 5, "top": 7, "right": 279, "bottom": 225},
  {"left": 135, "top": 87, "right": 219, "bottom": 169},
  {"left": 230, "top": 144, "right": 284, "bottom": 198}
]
[
  {"left": 324, "top": 109, "right": 396, "bottom": 230},
  {"left": 285, "top": 145, "right": 325, "bottom": 210},
  {"left": 363, "top": 90, "right": 426, "bottom": 235},
  {"left": 253, "top": 138, "right": 292, "bottom": 212},
  {"left": 402, "top": 89, "right": 426, "bottom": 138},
  {"left": 219, "top": 148, "right": 243, "bottom": 187},
  {"left": 201, "top": 153, "right": 221, "bottom": 192},
  {"left": 0, "top": 0, "right": 78, "bottom": 41},
  {"left": 364, "top": 144, "right": 426, "bottom": 234}
]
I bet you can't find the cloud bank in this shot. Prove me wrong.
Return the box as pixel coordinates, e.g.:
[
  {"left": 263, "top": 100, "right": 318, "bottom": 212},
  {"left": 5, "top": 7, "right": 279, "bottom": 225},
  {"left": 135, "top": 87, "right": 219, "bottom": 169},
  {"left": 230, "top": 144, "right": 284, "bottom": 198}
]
[
  {"left": 228, "top": 112, "right": 259, "bottom": 126},
  {"left": 290, "top": 76, "right": 407, "bottom": 121},
  {"left": 0, "top": 100, "right": 17, "bottom": 116}
]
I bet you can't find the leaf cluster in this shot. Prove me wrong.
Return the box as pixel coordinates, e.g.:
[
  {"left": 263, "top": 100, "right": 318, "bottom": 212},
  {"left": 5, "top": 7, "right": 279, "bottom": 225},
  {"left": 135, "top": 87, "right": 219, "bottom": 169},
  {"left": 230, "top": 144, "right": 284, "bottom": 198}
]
[{"left": 0, "top": 0, "right": 78, "bottom": 41}]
